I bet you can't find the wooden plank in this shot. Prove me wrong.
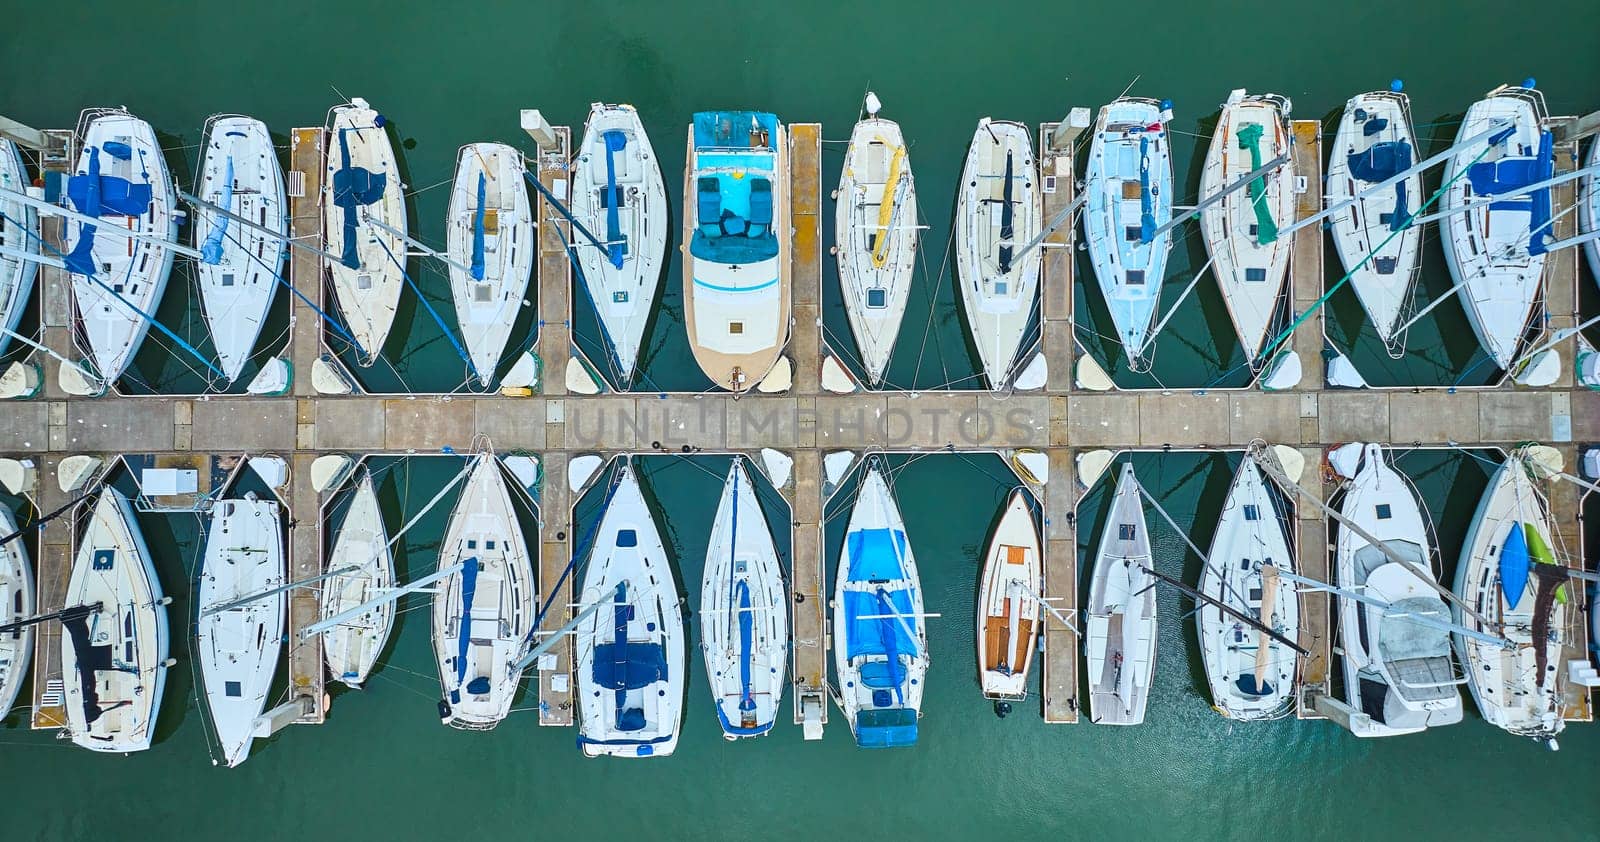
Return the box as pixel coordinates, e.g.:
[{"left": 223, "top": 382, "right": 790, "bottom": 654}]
[
  {"left": 285, "top": 453, "right": 325, "bottom": 723},
  {"left": 536, "top": 450, "right": 573, "bottom": 725},
  {"left": 1041, "top": 448, "right": 1078, "bottom": 723},
  {"left": 1290, "top": 120, "right": 1324, "bottom": 389},
  {"left": 29, "top": 455, "right": 71, "bottom": 729},
  {"left": 1293, "top": 448, "right": 1331, "bottom": 719},
  {"left": 288, "top": 128, "right": 326, "bottom": 397},
  {"left": 789, "top": 448, "right": 826, "bottom": 727},
  {"left": 789, "top": 123, "right": 822, "bottom": 394},
  {"left": 1038, "top": 124, "right": 1075, "bottom": 394}
]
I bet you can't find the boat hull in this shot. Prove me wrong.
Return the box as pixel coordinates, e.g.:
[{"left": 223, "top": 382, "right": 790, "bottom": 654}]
[
  {"left": 1084, "top": 99, "right": 1172, "bottom": 365},
  {"left": 447, "top": 143, "right": 533, "bottom": 387},
  {"left": 323, "top": 101, "right": 406, "bottom": 366},
  {"left": 955, "top": 120, "right": 1041, "bottom": 388},
  {"left": 835, "top": 117, "right": 917, "bottom": 385},
  {"left": 320, "top": 474, "right": 393, "bottom": 688},
  {"left": 0, "top": 139, "right": 38, "bottom": 358},
  {"left": 0, "top": 505, "right": 34, "bottom": 718},
  {"left": 197, "top": 495, "right": 284, "bottom": 766},
  {"left": 975, "top": 491, "right": 1040, "bottom": 700},
  {"left": 1085, "top": 464, "right": 1156, "bottom": 725}
]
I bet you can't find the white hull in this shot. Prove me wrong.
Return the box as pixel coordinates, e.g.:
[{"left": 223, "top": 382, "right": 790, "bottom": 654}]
[
  {"left": 955, "top": 120, "right": 1041, "bottom": 388},
  {"left": 447, "top": 143, "right": 533, "bottom": 387},
  {"left": 195, "top": 115, "right": 286, "bottom": 384},
  {"left": 699, "top": 459, "right": 787, "bottom": 738},
  {"left": 0, "top": 139, "right": 37, "bottom": 357},
  {"left": 1197, "top": 459, "right": 1298, "bottom": 720},
  {"left": 320, "top": 474, "right": 393, "bottom": 688},
  {"left": 433, "top": 454, "right": 536, "bottom": 729},
  {"left": 975, "top": 490, "right": 1040, "bottom": 700},
  {"left": 323, "top": 100, "right": 406, "bottom": 366},
  {"left": 1084, "top": 98, "right": 1172, "bottom": 364},
  {"left": 572, "top": 104, "right": 668, "bottom": 386},
  {"left": 576, "top": 464, "right": 683, "bottom": 756},
  {"left": 64, "top": 109, "right": 178, "bottom": 383},
  {"left": 1199, "top": 91, "right": 1295, "bottom": 367},
  {"left": 62, "top": 490, "right": 168, "bottom": 752},
  {"left": 1325, "top": 92, "right": 1424, "bottom": 349},
  {"left": 835, "top": 117, "right": 917, "bottom": 385},
  {"left": 0, "top": 505, "right": 34, "bottom": 718},
  {"left": 197, "top": 495, "right": 284, "bottom": 767},
  {"left": 1085, "top": 464, "right": 1156, "bottom": 725},
  {"left": 1583, "top": 138, "right": 1599, "bottom": 289}
]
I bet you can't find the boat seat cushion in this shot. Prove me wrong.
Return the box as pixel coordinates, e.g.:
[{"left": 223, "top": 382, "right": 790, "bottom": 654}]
[
  {"left": 616, "top": 706, "right": 647, "bottom": 732},
  {"left": 697, "top": 177, "right": 722, "bottom": 236},
  {"left": 747, "top": 177, "right": 773, "bottom": 235},
  {"left": 859, "top": 659, "right": 904, "bottom": 689}
]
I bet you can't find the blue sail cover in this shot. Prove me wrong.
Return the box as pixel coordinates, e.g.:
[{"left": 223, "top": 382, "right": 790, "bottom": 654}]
[
  {"left": 200, "top": 156, "right": 235, "bottom": 265},
  {"left": 591, "top": 583, "right": 669, "bottom": 733},
  {"left": 331, "top": 128, "right": 388, "bottom": 270},
  {"left": 449, "top": 555, "right": 480, "bottom": 704},
  {"left": 844, "top": 589, "right": 918, "bottom": 664},
  {"left": 602, "top": 130, "right": 628, "bottom": 269},
  {"left": 470, "top": 173, "right": 487, "bottom": 281},
  {"left": 1138, "top": 135, "right": 1155, "bottom": 243},
  {"left": 846, "top": 527, "right": 909, "bottom": 581},
  {"left": 736, "top": 580, "right": 755, "bottom": 712},
  {"left": 1348, "top": 140, "right": 1413, "bottom": 231},
  {"left": 1499, "top": 523, "right": 1532, "bottom": 611},
  {"left": 1466, "top": 131, "right": 1554, "bottom": 253}
]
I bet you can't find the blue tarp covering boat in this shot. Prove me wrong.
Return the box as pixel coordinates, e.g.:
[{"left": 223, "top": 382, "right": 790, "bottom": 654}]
[
  {"left": 1466, "top": 130, "right": 1554, "bottom": 254},
  {"left": 330, "top": 128, "right": 387, "bottom": 270},
  {"left": 1500, "top": 523, "right": 1531, "bottom": 610}
]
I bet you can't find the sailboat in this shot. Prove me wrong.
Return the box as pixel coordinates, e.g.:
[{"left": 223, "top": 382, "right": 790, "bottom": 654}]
[
  {"left": 323, "top": 98, "right": 406, "bottom": 366},
  {"left": 1085, "top": 464, "right": 1157, "bottom": 725},
  {"left": 1325, "top": 90, "right": 1424, "bottom": 352},
  {"left": 975, "top": 490, "right": 1040, "bottom": 701},
  {"left": 1454, "top": 449, "right": 1568, "bottom": 743},
  {"left": 1440, "top": 84, "right": 1552, "bottom": 371},
  {"left": 1084, "top": 98, "right": 1173, "bottom": 366},
  {"left": 575, "top": 463, "right": 684, "bottom": 757},
  {"left": 0, "top": 505, "right": 35, "bottom": 719},
  {"left": 63, "top": 108, "right": 178, "bottom": 383},
  {"left": 1583, "top": 137, "right": 1598, "bottom": 288},
  {"left": 1333, "top": 443, "right": 1463, "bottom": 736},
  {"left": 61, "top": 489, "right": 169, "bottom": 753},
  {"left": 1198, "top": 458, "right": 1298, "bottom": 720},
  {"left": 682, "top": 111, "right": 791, "bottom": 392},
  {"left": 699, "top": 458, "right": 787, "bottom": 738},
  {"left": 194, "top": 115, "right": 287, "bottom": 385},
  {"left": 446, "top": 143, "right": 533, "bottom": 387},
  {"left": 956, "top": 119, "right": 1042, "bottom": 388},
  {"left": 835, "top": 100, "right": 917, "bottom": 385},
  {"left": 1199, "top": 90, "right": 1295, "bottom": 368},
  {"left": 320, "top": 473, "right": 394, "bottom": 688},
  {"left": 571, "top": 104, "right": 668, "bottom": 387},
  {"left": 0, "top": 138, "right": 37, "bottom": 357},
  {"left": 834, "top": 464, "right": 927, "bottom": 748},
  {"left": 432, "top": 453, "right": 536, "bottom": 729},
  {"left": 196, "top": 492, "right": 284, "bottom": 767}
]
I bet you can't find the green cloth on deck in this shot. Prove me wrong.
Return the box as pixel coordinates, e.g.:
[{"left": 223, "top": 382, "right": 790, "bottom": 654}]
[{"left": 1236, "top": 123, "right": 1279, "bottom": 245}]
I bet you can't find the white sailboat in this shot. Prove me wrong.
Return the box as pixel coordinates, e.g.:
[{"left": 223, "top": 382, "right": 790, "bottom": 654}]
[
  {"left": 323, "top": 98, "right": 406, "bottom": 366},
  {"left": 1333, "top": 443, "right": 1463, "bottom": 736},
  {"left": 320, "top": 473, "right": 393, "bottom": 688},
  {"left": 63, "top": 108, "right": 178, "bottom": 383},
  {"left": 835, "top": 102, "right": 917, "bottom": 385},
  {"left": 62, "top": 489, "right": 169, "bottom": 753},
  {"left": 194, "top": 115, "right": 286, "bottom": 384},
  {"left": 446, "top": 143, "right": 533, "bottom": 387},
  {"left": 0, "top": 138, "right": 37, "bottom": 357},
  {"left": 1583, "top": 137, "right": 1598, "bottom": 289},
  {"left": 699, "top": 458, "right": 787, "bottom": 738},
  {"left": 1199, "top": 90, "right": 1295, "bottom": 368},
  {"left": 956, "top": 119, "right": 1041, "bottom": 388},
  {"left": 1085, "top": 464, "right": 1157, "bottom": 725},
  {"left": 571, "top": 104, "right": 668, "bottom": 387},
  {"left": 433, "top": 453, "right": 536, "bottom": 729},
  {"left": 0, "top": 505, "right": 35, "bottom": 719},
  {"left": 834, "top": 465, "right": 927, "bottom": 747},
  {"left": 975, "top": 490, "right": 1040, "bottom": 701},
  {"left": 1197, "top": 458, "right": 1298, "bottom": 720},
  {"left": 575, "top": 463, "right": 684, "bottom": 757},
  {"left": 1325, "top": 90, "right": 1424, "bottom": 351},
  {"left": 1084, "top": 98, "right": 1173, "bottom": 366},
  {"left": 1454, "top": 449, "right": 1568, "bottom": 743},
  {"left": 196, "top": 493, "right": 284, "bottom": 767},
  {"left": 1440, "top": 85, "right": 1551, "bottom": 370}
]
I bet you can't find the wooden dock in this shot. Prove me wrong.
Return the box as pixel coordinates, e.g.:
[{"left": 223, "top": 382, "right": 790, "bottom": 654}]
[
  {"left": 1041, "top": 449, "right": 1079, "bottom": 722},
  {"left": 789, "top": 123, "right": 822, "bottom": 394},
  {"left": 1038, "top": 123, "right": 1076, "bottom": 393}
]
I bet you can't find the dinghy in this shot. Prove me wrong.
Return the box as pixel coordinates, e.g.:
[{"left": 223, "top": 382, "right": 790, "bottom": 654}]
[
  {"left": 1085, "top": 464, "right": 1156, "bottom": 725},
  {"left": 572, "top": 104, "right": 668, "bottom": 386},
  {"left": 1333, "top": 443, "right": 1463, "bottom": 736},
  {"left": 1199, "top": 90, "right": 1295, "bottom": 368},
  {"left": 975, "top": 490, "right": 1040, "bottom": 701},
  {"left": 446, "top": 143, "right": 533, "bottom": 387},
  {"left": 194, "top": 115, "right": 287, "bottom": 385},
  {"left": 1198, "top": 458, "right": 1298, "bottom": 720},
  {"left": 1084, "top": 98, "right": 1172, "bottom": 366},
  {"left": 196, "top": 493, "right": 284, "bottom": 767},
  {"left": 699, "top": 458, "right": 787, "bottom": 738},
  {"left": 1583, "top": 138, "right": 1598, "bottom": 289},
  {"left": 1440, "top": 85, "right": 1552, "bottom": 371},
  {"left": 1454, "top": 449, "right": 1568, "bottom": 743},
  {"left": 323, "top": 98, "right": 406, "bottom": 366},
  {"left": 1325, "top": 90, "right": 1424, "bottom": 352},
  {"left": 576, "top": 463, "right": 684, "bottom": 756},
  {"left": 0, "top": 505, "right": 35, "bottom": 719},
  {"left": 835, "top": 104, "right": 917, "bottom": 385},
  {"left": 956, "top": 119, "right": 1042, "bottom": 388},
  {"left": 62, "top": 489, "right": 169, "bottom": 753},
  {"left": 683, "top": 112, "right": 791, "bottom": 392},
  {"left": 0, "top": 139, "right": 37, "bottom": 357},
  {"left": 63, "top": 109, "right": 178, "bottom": 383},
  {"left": 320, "top": 473, "right": 393, "bottom": 688},
  {"left": 432, "top": 453, "right": 536, "bottom": 729}
]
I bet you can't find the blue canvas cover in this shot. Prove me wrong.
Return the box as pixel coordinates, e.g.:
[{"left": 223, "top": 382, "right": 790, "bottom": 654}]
[
  {"left": 1348, "top": 141, "right": 1413, "bottom": 231},
  {"left": 1499, "top": 523, "right": 1532, "bottom": 611},
  {"left": 854, "top": 707, "right": 918, "bottom": 748},
  {"left": 736, "top": 580, "right": 755, "bottom": 712},
  {"left": 331, "top": 128, "right": 388, "bottom": 270},
  {"left": 67, "top": 145, "right": 153, "bottom": 220},
  {"left": 1137, "top": 136, "right": 1155, "bottom": 243},
  {"left": 693, "top": 112, "right": 779, "bottom": 151},
  {"left": 845, "top": 527, "right": 909, "bottom": 581},
  {"left": 449, "top": 555, "right": 480, "bottom": 703},
  {"left": 1466, "top": 131, "right": 1554, "bottom": 252},
  {"left": 200, "top": 156, "right": 235, "bottom": 265},
  {"left": 602, "top": 130, "right": 628, "bottom": 269},
  {"left": 470, "top": 172, "right": 487, "bottom": 281}
]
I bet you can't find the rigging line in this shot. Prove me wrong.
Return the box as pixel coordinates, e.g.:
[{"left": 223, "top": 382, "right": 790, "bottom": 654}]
[
  {"left": 207, "top": 204, "right": 363, "bottom": 350},
  {"left": 370, "top": 234, "right": 478, "bottom": 383}
]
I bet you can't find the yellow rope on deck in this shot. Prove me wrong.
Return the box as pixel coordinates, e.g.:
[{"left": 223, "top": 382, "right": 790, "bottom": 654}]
[{"left": 870, "top": 142, "right": 906, "bottom": 268}]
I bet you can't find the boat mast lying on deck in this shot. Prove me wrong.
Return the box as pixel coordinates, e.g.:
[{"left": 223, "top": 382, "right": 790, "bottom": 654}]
[
  {"left": 0, "top": 601, "right": 101, "bottom": 636},
  {"left": 199, "top": 564, "right": 360, "bottom": 618},
  {"left": 1271, "top": 566, "right": 1512, "bottom": 649},
  {"left": 0, "top": 243, "right": 64, "bottom": 269},
  {"left": 359, "top": 211, "right": 473, "bottom": 275},
  {"left": 1145, "top": 151, "right": 1290, "bottom": 242},
  {"left": 0, "top": 185, "right": 203, "bottom": 259},
  {"left": 511, "top": 583, "right": 624, "bottom": 672},
  {"left": 299, "top": 560, "right": 467, "bottom": 639},
  {"left": 1405, "top": 163, "right": 1600, "bottom": 228}
]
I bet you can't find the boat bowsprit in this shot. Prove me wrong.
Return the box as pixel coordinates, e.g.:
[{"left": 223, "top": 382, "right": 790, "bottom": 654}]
[
  {"left": 323, "top": 98, "right": 406, "bottom": 366},
  {"left": 320, "top": 472, "right": 394, "bottom": 689},
  {"left": 195, "top": 115, "right": 287, "bottom": 385},
  {"left": 63, "top": 108, "right": 179, "bottom": 384},
  {"left": 447, "top": 143, "right": 534, "bottom": 387},
  {"left": 976, "top": 489, "right": 1040, "bottom": 701},
  {"left": 956, "top": 119, "right": 1042, "bottom": 389},
  {"left": 572, "top": 103, "right": 668, "bottom": 387},
  {"left": 0, "top": 505, "right": 35, "bottom": 719},
  {"left": 0, "top": 138, "right": 38, "bottom": 358},
  {"left": 835, "top": 105, "right": 917, "bottom": 386},
  {"left": 683, "top": 111, "right": 791, "bottom": 392},
  {"left": 1085, "top": 463, "right": 1157, "bottom": 725}
]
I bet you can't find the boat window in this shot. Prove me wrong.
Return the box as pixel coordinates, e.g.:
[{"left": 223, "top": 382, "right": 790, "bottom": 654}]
[
  {"left": 222, "top": 273, "right": 236, "bottom": 287},
  {"left": 1375, "top": 504, "right": 1392, "bottom": 520},
  {"left": 467, "top": 539, "right": 478, "bottom": 549},
  {"left": 485, "top": 540, "right": 496, "bottom": 550},
  {"left": 1243, "top": 504, "right": 1260, "bottom": 521},
  {"left": 93, "top": 549, "right": 115, "bottom": 571},
  {"left": 1118, "top": 524, "right": 1136, "bottom": 540},
  {"left": 1124, "top": 226, "right": 1141, "bottom": 242},
  {"left": 1249, "top": 587, "right": 1263, "bottom": 601},
  {"left": 1245, "top": 268, "right": 1267, "bottom": 283},
  {"left": 612, "top": 291, "right": 630, "bottom": 304},
  {"left": 113, "top": 283, "right": 125, "bottom": 294},
  {"left": 729, "top": 322, "right": 744, "bottom": 335},
  {"left": 1126, "top": 270, "right": 1145, "bottom": 286},
  {"left": 225, "top": 681, "right": 242, "bottom": 698},
  {"left": 995, "top": 281, "right": 1008, "bottom": 295},
  {"left": 866, "top": 288, "right": 887, "bottom": 309},
  {"left": 617, "top": 529, "right": 638, "bottom": 548},
  {"left": 1248, "top": 224, "right": 1259, "bottom": 238},
  {"left": 867, "top": 233, "right": 879, "bottom": 253},
  {"left": 473, "top": 285, "right": 493, "bottom": 303},
  {"left": 357, "top": 273, "right": 372, "bottom": 290}
]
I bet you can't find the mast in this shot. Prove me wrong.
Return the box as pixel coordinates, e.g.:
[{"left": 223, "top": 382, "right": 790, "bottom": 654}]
[
  {"left": 0, "top": 185, "right": 203, "bottom": 259},
  {"left": 199, "top": 565, "right": 360, "bottom": 618},
  {"left": 1272, "top": 566, "right": 1512, "bottom": 649},
  {"left": 512, "top": 583, "right": 624, "bottom": 672},
  {"left": 0, "top": 601, "right": 101, "bottom": 636},
  {"left": 299, "top": 560, "right": 467, "bottom": 639}
]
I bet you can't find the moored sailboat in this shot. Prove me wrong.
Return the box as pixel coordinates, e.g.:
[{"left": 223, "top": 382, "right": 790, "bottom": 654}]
[
  {"left": 975, "top": 490, "right": 1040, "bottom": 701},
  {"left": 0, "top": 505, "right": 35, "bottom": 719},
  {"left": 446, "top": 143, "right": 533, "bottom": 387},
  {"left": 323, "top": 98, "right": 406, "bottom": 366},
  {"left": 1085, "top": 464, "right": 1156, "bottom": 725},
  {"left": 956, "top": 119, "right": 1041, "bottom": 388},
  {"left": 835, "top": 99, "right": 917, "bottom": 385},
  {"left": 320, "top": 473, "right": 394, "bottom": 688},
  {"left": 0, "top": 138, "right": 37, "bottom": 357}
]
